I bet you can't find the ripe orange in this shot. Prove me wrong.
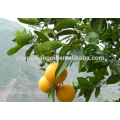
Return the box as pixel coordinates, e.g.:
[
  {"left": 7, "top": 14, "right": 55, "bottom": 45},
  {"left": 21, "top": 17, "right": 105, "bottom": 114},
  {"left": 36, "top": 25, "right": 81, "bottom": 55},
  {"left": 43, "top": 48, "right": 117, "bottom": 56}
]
[
  {"left": 45, "top": 63, "right": 67, "bottom": 85},
  {"left": 39, "top": 75, "right": 51, "bottom": 93},
  {"left": 56, "top": 83, "right": 75, "bottom": 102}
]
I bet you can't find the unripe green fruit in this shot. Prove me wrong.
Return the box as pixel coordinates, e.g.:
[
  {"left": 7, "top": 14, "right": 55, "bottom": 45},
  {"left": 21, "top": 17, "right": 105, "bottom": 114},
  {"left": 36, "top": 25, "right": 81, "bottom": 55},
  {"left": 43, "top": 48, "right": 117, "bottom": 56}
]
[{"left": 40, "top": 62, "right": 45, "bottom": 67}]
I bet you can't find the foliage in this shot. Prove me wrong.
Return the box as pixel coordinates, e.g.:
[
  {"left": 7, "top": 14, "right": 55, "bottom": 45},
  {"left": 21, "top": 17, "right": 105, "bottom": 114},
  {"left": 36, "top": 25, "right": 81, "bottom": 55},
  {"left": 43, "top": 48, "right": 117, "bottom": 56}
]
[{"left": 7, "top": 18, "right": 120, "bottom": 102}]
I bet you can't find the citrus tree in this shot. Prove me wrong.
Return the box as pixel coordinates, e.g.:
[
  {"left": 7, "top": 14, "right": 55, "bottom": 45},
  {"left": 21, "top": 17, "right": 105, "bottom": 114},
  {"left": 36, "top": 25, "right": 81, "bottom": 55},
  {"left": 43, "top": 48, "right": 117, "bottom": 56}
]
[{"left": 7, "top": 18, "right": 120, "bottom": 102}]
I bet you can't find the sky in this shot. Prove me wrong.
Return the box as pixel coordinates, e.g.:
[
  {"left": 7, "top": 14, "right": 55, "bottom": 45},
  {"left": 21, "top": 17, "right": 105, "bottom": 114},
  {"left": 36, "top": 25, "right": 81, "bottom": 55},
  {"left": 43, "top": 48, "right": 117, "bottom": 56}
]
[
  {"left": 4, "top": 18, "right": 33, "bottom": 32},
  {"left": 5, "top": 18, "right": 27, "bottom": 27}
]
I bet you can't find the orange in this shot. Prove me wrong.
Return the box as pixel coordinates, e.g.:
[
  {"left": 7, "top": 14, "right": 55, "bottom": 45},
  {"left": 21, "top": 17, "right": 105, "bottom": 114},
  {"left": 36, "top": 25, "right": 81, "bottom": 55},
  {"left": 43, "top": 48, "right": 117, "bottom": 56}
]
[
  {"left": 39, "top": 75, "right": 51, "bottom": 93},
  {"left": 56, "top": 83, "right": 75, "bottom": 102},
  {"left": 117, "top": 64, "right": 120, "bottom": 67},
  {"left": 45, "top": 63, "right": 67, "bottom": 85}
]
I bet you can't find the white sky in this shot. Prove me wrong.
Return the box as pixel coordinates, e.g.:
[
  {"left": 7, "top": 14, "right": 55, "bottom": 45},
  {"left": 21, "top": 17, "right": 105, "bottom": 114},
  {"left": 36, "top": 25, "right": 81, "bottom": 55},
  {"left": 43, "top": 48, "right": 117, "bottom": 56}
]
[
  {"left": 4, "top": 18, "right": 33, "bottom": 32},
  {"left": 5, "top": 18, "right": 27, "bottom": 27}
]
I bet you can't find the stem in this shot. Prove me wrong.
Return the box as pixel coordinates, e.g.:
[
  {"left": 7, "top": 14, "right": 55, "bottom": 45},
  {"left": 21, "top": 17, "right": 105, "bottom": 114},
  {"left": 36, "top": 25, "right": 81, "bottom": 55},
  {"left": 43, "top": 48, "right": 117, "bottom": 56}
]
[{"left": 100, "top": 80, "right": 107, "bottom": 87}]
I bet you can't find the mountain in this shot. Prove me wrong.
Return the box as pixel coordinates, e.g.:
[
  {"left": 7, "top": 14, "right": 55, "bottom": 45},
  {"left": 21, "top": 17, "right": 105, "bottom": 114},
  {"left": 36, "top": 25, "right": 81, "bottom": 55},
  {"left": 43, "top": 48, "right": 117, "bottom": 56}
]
[{"left": 0, "top": 18, "right": 119, "bottom": 102}]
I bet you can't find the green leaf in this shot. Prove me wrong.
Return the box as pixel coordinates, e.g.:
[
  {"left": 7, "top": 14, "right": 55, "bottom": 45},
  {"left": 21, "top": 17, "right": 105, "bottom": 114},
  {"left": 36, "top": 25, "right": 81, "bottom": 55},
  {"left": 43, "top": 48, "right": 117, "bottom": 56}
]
[
  {"left": 35, "top": 41, "right": 62, "bottom": 55},
  {"left": 87, "top": 60, "right": 104, "bottom": 72},
  {"left": 75, "top": 18, "right": 82, "bottom": 23},
  {"left": 84, "top": 32, "right": 99, "bottom": 44},
  {"left": 41, "top": 28, "right": 53, "bottom": 38},
  {"left": 86, "top": 89, "right": 93, "bottom": 102},
  {"left": 48, "top": 87, "right": 56, "bottom": 102},
  {"left": 39, "top": 68, "right": 46, "bottom": 71},
  {"left": 77, "top": 77, "right": 90, "bottom": 88},
  {"left": 116, "top": 42, "right": 120, "bottom": 48},
  {"left": 37, "top": 18, "right": 48, "bottom": 22},
  {"left": 93, "top": 70, "right": 105, "bottom": 80},
  {"left": 17, "top": 18, "right": 38, "bottom": 25},
  {"left": 78, "top": 87, "right": 88, "bottom": 96},
  {"left": 13, "top": 34, "right": 34, "bottom": 45},
  {"left": 34, "top": 31, "right": 49, "bottom": 42},
  {"left": 39, "top": 63, "right": 45, "bottom": 67},
  {"left": 7, "top": 45, "right": 23, "bottom": 55},
  {"left": 55, "top": 30, "right": 77, "bottom": 37},
  {"left": 94, "top": 80, "right": 101, "bottom": 88},
  {"left": 25, "top": 45, "right": 34, "bottom": 61},
  {"left": 84, "top": 44, "right": 101, "bottom": 56},
  {"left": 71, "top": 46, "right": 83, "bottom": 57},
  {"left": 48, "top": 33, "right": 54, "bottom": 38},
  {"left": 60, "top": 35, "right": 72, "bottom": 41},
  {"left": 109, "top": 59, "right": 118, "bottom": 70},
  {"left": 34, "top": 39, "right": 41, "bottom": 53},
  {"left": 55, "top": 60, "right": 70, "bottom": 78},
  {"left": 54, "top": 18, "right": 77, "bottom": 31},
  {"left": 106, "top": 75, "right": 120, "bottom": 84},
  {"left": 89, "top": 76, "right": 98, "bottom": 85},
  {"left": 98, "top": 68, "right": 109, "bottom": 75},
  {"left": 95, "top": 87, "right": 100, "bottom": 98},
  {"left": 59, "top": 45, "right": 70, "bottom": 56},
  {"left": 49, "top": 18, "right": 62, "bottom": 24},
  {"left": 90, "top": 18, "right": 107, "bottom": 35}
]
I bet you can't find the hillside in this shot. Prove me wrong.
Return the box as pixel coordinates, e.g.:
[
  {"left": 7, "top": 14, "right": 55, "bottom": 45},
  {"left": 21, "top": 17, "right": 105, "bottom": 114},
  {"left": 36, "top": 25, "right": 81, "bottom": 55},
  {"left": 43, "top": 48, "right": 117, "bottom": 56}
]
[{"left": 0, "top": 18, "right": 119, "bottom": 102}]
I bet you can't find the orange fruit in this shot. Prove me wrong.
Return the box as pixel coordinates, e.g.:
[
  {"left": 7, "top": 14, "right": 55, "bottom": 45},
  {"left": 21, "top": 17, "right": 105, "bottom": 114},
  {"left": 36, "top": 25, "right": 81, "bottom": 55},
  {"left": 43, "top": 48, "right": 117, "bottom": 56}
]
[
  {"left": 117, "top": 64, "right": 120, "bottom": 67},
  {"left": 45, "top": 63, "right": 67, "bottom": 85},
  {"left": 56, "top": 83, "right": 75, "bottom": 102},
  {"left": 39, "top": 75, "right": 51, "bottom": 93}
]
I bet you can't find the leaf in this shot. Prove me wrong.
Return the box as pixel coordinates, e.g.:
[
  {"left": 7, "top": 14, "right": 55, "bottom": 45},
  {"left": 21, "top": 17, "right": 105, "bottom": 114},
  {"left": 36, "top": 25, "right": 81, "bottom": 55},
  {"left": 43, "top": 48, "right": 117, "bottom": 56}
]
[
  {"left": 13, "top": 34, "right": 34, "bottom": 45},
  {"left": 94, "top": 80, "right": 101, "bottom": 88},
  {"left": 85, "top": 89, "right": 93, "bottom": 102},
  {"left": 109, "top": 59, "right": 118, "bottom": 70},
  {"left": 48, "top": 33, "right": 54, "bottom": 38},
  {"left": 41, "top": 28, "right": 53, "bottom": 38},
  {"left": 48, "top": 87, "right": 56, "bottom": 102},
  {"left": 78, "top": 87, "right": 88, "bottom": 96},
  {"left": 34, "top": 31, "right": 49, "bottom": 42},
  {"left": 17, "top": 18, "right": 38, "bottom": 25},
  {"left": 87, "top": 60, "right": 104, "bottom": 72},
  {"left": 84, "top": 32, "right": 99, "bottom": 44},
  {"left": 106, "top": 75, "right": 120, "bottom": 84},
  {"left": 55, "top": 30, "right": 77, "bottom": 37},
  {"left": 54, "top": 18, "right": 77, "bottom": 31},
  {"left": 77, "top": 77, "right": 90, "bottom": 88},
  {"left": 60, "top": 35, "right": 72, "bottom": 41},
  {"left": 71, "top": 46, "right": 83, "bottom": 57},
  {"left": 39, "top": 68, "right": 46, "bottom": 71},
  {"left": 25, "top": 45, "right": 34, "bottom": 61},
  {"left": 95, "top": 87, "right": 100, "bottom": 98},
  {"left": 90, "top": 18, "right": 107, "bottom": 35},
  {"left": 7, "top": 45, "right": 23, "bottom": 55},
  {"left": 34, "top": 39, "right": 41, "bottom": 53},
  {"left": 98, "top": 68, "right": 109, "bottom": 75},
  {"left": 116, "top": 42, "right": 120, "bottom": 48},
  {"left": 84, "top": 44, "right": 101, "bottom": 56},
  {"left": 93, "top": 70, "right": 105, "bottom": 80},
  {"left": 89, "top": 76, "right": 98, "bottom": 85},
  {"left": 55, "top": 60, "right": 70, "bottom": 77},
  {"left": 35, "top": 41, "right": 62, "bottom": 55},
  {"left": 59, "top": 45, "right": 70, "bottom": 57},
  {"left": 49, "top": 18, "right": 57, "bottom": 24},
  {"left": 75, "top": 18, "right": 82, "bottom": 23},
  {"left": 49, "top": 18, "right": 62, "bottom": 25}
]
